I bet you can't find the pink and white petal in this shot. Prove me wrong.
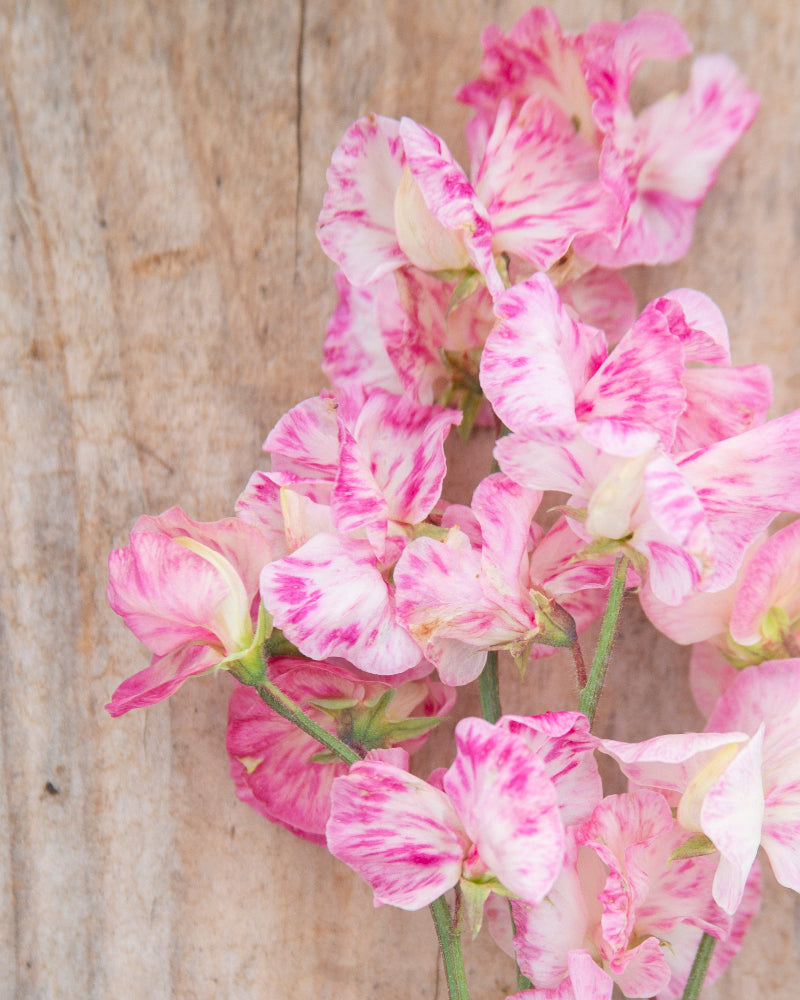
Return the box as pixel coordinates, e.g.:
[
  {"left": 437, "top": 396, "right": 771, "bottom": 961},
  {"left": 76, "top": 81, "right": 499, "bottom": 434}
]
[
  {"left": 511, "top": 836, "right": 605, "bottom": 988},
  {"left": 507, "top": 951, "right": 613, "bottom": 1000},
  {"left": 107, "top": 531, "right": 228, "bottom": 655},
  {"left": 264, "top": 394, "right": 340, "bottom": 486},
  {"left": 633, "top": 55, "right": 759, "bottom": 206},
  {"left": 681, "top": 409, "right": 800, "bottom": 592},
  {"left": 576, "top": 313, "right": 686, "bottom": 453},
  {"left": 317, "top": 114, "right": 408, "bottom": 285},
  {"left": 500, "top": 713, "right": 603, "bottom": 827},
  {"left": 559, "top": 268, "right": 636, "bottom": 347},
  {"left": 761, "top": 779, "right": 800, "bottom": 893},
  {"left": 330, "top": 420, "right": 389, "bottom": 544},
  {"left": 472, "top": 474, "right": 542, "bottom": 606},
  {"left": 235, "top": 471, "right": 291, "bottom": 558},
  {"left": 583, "top": 10, "right": 691, "bottom": 122},
  {"left": 322, "top": 271, "right": 405, "bottom": 396},
  {"left": 326, "top": 760, "right": 469, "bottom": 909},
  {"left": 630, "top": 520, "right": 703, "bottom": 608},
  {"left": 481, "top": 274, "right": 604, "bottom": 440},
  {"left": 656, "top": 288, "right": 730, "bottom": 364},
  {"left": 444, "top": 718, "right": 564, "bottom": 902},
  {"left": 473, "top": 97, "right": 620, "bottom": 270},
  {"left": 348, "top": 391, "right": 461, "bottom": 526},
  {"left": 399, "top": 118, "right": 503, "bottom": 297},
  {"left": 675, "top": 365, "right": 773, "bottom": 452},
  {"left": 700, "top": 727, "right": 765, "bottom": 913},
  {"left": 610, "top": 936, "right": 671, "bottom": 999},
  {"left": 260, "top": 534, "right": 421, "bottom": 675},
  {"left": 530, "top": 517, "right": 614, "bottom": 597},
  {"left": 494, "top": 433, "right": 598, "bottom": 496},
  {"left": 656, "top": 861, "right": 762, "bottom": 1000},
  {"left": 598, "top": 731, "right": 749, "bottom": 799},
  {"left": 639, "top": 574, "right": 736, "bottom": 646},
  {"left": 689, "top": 642, "right": 740, "bottom": 718},
  {"left": 106, "top": 643, "right": 219, "bottom": 717},
  {"left": 729, "top": 520, "right": 800, "bottom": 645}
]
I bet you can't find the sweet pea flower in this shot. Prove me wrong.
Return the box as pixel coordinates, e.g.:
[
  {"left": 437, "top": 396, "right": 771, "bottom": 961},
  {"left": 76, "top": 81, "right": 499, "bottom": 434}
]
[
  {"left": 106, "top": 507, "right": 273, "bottom": 715},
  {"left": 227, "top": 657, "right": 455, "bottom": 843},
  {"left": 326, "top": 716, "right": 565, "bottom": 915},
  {"left": 599, "top": 658, "right": 800, "bottom": 914},
  {"left": 394, "top": 473, "right": 614, "bottom": 684},
  {"left": 481, "top": 272, "right": 796, "bottom": 606},
  {"left": 458, "top": 7, "right": 758, "bottom": 267},
  {"left": 511, "top": 790, "right": 761, "bottom": 999}
]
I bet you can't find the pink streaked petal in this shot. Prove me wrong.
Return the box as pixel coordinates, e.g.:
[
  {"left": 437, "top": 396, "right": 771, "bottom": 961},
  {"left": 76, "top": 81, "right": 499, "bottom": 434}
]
[
  {"left": 598, "top": 731, "right": 749, "bottom": 798},
  {"left": 761, "top": 779, "right": 800, "bottom": 893},
  {"left": 530, "top": 517, "right": 613, "bottom": 597},
  {"left": 331, "top": 420, "right": 389, "bottom": 543},
  {"left": 235, "top": 471, "right": 290, "bottom": 558},
  {"left": 639, "top": 579, "right": 736, "bottom": 646},
  {"left": 584, "top": 11, "right": 691, "bottom": 121},
  {"left": 642, "top": 456, "right": 710, "bottom": 552},
  {"left": 472, "top": 474, "right": 542, "bottom": 606},
  {"left": 610, "top": 936, "right": 671, "bottom": 999},
  {"left": 675, "top": 364, "right": 773, "bottom": 452},
  {"left": 633, "top": 55, "right": 759, "bottom": 205},
  {"left": 456, "top": 9, "right": 597, "bottom": 149},
  {"left": 689, "top": 642, "right": 740, "bottom": 718},
  {"left": 481, "top": 274, "right": 605, "bottom": 440},
  {"left": 264, "top": 394, "right": 340, "bottom": 486},
  {"left": 107, "top": 531, "right": 228, "bottom": 655},
  {"left": 500, "top": 713, "right": 603, "bottom": 827},
  {"left": 508, "top": 951, "right": 613, "bottom": 1000},
  {"left": 346, "top": 390, "right": 461, "bottom": 527},
  {"left": 630, "top": 524, "right": 703, "bottom": 607},
  {"left": 494, "top": 433, "right": 597, "bottom": 495},
  {"left": 657, "top": 861, "right": 761, "bottom": 1000},
  {"left": 316, "top": 114, "right": 407, "bottom": 285},
  {"left": 394, "top": 533, "right": 501, "bottom": 685},
  {"left": 729, "top": 520, "right": 800, "bottom": 645},
  {"left": 444, "top": 718, "right": 564, "bottom": 902},
  {"left": 326, "top": 760, "right": 469, "bottom": 910},
  {"left": 399, "top": 118, "right": 503, "bottom": 297},
  {"left": 576, "top": 311, "right": 686, "bottom": 453},
  {"left": 260, "top": 534, "right": 422, "bottom": 675},
  {"left": 559, "top": 268, "right": 636, "bottom": 347},
  {"left": 474, "top": 97, "right": 620, "bottom": 270},
  {"left": 106, "top": 644, "right": 218, "bottom": 717},
  {"left": 701, "top": 726, "right": 765, "bottom": 913},
  {"left": 322, "top": 271, "right": 405, "bottom": 396},
  {"left": 656, "top": 288, "right": 730, "bottom": 364},
  {"left": 682, "top": 409, "right": 800, "bottom": 592}
]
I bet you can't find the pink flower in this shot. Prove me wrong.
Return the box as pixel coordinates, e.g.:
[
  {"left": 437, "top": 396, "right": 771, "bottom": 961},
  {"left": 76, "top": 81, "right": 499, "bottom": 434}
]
[
  {"left": 326, "top": 717, "right": 565, "bottom": 912},
  {"left": 512, "top": 790, "right": 760, "bottom": 999},
  {"left": 227, "top": 657, "right": 454, "bottom": 843},
  {"left": 599, "top": 660, "right": 800, "bottom": 913},
  {"left": 458, "top": 8, "right": 758, "bottom": 267},
  {"left": 106, "top": 508, "right": 273, "bottom": 715}
]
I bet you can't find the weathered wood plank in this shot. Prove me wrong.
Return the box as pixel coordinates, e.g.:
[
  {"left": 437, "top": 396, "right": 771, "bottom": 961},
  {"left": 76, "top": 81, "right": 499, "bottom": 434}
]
[{"left": 1, "top": 1, "right": 798, "bottom": 997}]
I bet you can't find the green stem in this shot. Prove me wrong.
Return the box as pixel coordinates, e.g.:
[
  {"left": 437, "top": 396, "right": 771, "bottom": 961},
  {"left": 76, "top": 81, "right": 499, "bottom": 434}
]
[
  {"left": 255, "top": 681, "right": 360, "bottom": 765},
  {"left": 578, "top": 554, "right": 629, "bottom": 725},
  {"left": 681, "top": 932, "right": 717, "bottom": 1000},
  {"left": 430, "top": 896, "right": 470, "bottom": 1000},
  {"left": 478, "top": 649, "right": 502, "bottom": 723}
]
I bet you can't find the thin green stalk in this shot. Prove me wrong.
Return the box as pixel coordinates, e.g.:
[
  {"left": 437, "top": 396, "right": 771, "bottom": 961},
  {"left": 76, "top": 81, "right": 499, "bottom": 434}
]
[
  {"left": 478, "top": 650, "right": 502, "bottom": 723},
  {"left": 681, "top": 932, "right": 717, "bottom": 1000},
  {"left": 430, "top": 896, "right": 470, "bottom": 1000},
  {"left": 578, "top": 554, "right": 629, "bottom": 725},
  {"left": 255, "top": 681, "right": 360, "bottom": 765}
]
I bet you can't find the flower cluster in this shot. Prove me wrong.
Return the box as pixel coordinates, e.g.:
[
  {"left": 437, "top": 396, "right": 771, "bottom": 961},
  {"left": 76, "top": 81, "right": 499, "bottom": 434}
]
[{"left": 105, "top": 8, "right": 800, "bottom": 1000}]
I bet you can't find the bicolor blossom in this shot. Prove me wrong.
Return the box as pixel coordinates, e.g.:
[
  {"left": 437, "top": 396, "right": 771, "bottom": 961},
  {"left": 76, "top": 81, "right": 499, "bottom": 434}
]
[
  {"left": 106, "top": 507, "right": 273, "bottom": 715},
  {"left": 326, "top": 716, "right": 569, "bottom": 914},
  {"left": 510, "top": 790, "right": 761, "bottom": 999},
  {"left": 481, "top": 272, "right": 800, "bottom": 606},
  {"left": 457, "top": 7, "right": 758, "bottom": 267},
  {"left": 599, "top": 658, "right": 800, "bottom": 913}
]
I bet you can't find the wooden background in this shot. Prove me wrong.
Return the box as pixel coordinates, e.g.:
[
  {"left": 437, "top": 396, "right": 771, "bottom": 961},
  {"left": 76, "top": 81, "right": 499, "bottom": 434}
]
[{"left": 1, "top": 1, "right": 799, "bottom": 997}]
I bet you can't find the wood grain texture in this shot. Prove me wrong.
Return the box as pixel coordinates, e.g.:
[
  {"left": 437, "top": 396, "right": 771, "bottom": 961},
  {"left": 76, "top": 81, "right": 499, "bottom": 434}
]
[{"left": 1, "top": 1, "right": 798, "bottom": 997}]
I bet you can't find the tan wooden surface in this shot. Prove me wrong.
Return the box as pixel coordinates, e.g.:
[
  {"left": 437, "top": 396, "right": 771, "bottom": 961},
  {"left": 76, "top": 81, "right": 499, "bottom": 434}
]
[{"left": 1, "top": 1, "right": 799, "bottom": 997}]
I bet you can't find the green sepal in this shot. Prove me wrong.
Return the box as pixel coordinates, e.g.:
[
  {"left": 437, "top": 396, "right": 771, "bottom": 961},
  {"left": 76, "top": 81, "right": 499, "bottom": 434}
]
[
  {"left": 669, "top": 833, "right": 717, "bottom": 862},
  {"left": 307, "top": 697, "right": 360, "bottom": 716},
  {"left": 263, "top": 626, "right": 304, "bottom": 659},
  {"left": 309, "top": 748, "right": 343, "bottom": 765},
  {"left": 447, "top": 270, "right": 483, "bottom": 315},
  {"left": 456, "top": 389, "right": 483, "bottom": 443},
  {"left": 551, "top": 504, "right": 588, "bottom": 523},
  {"left": 495, "top": 252, "right": 512, "bottom": 290},
  {"left": 530, "top": 591, "right": 577, "bottom": 649},
  {"left": 222, "top": 603, "right": 271, "bottom": 685},
  {"left": 379, "top": 714, "right": 446, "bottom": 742},
  {"left": 460, "top": 876, "right": 512, "bottom": 938},
  {"left": 412, "top": 522, "right": 452, "bottom": 542},
  {"left": 429, "top": 267, "right": 472, "bottom": 283}
]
